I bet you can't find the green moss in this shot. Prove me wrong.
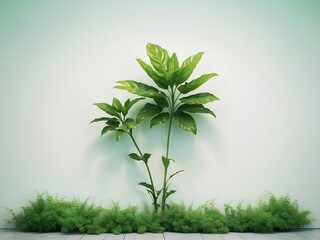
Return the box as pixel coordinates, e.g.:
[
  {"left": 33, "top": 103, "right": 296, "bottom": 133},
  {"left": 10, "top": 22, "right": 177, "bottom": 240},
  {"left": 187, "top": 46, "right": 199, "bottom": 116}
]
[{"left": 8, "top": 193, "right": 312, "bottom": 234}]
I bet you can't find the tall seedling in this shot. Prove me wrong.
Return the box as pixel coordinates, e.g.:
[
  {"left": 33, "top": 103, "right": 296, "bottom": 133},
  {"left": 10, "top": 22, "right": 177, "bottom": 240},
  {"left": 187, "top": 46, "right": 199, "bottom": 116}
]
[
  {"left": 91, "top": 97, "right": 161, "bottom": 212},
  {"left": 92, "top": 43, "right": 219, "bottom": 213}
]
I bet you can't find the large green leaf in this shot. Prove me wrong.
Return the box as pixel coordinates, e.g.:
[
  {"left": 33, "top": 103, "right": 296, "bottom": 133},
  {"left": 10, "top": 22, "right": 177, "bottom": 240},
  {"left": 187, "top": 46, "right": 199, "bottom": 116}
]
[
  {"left": 136, "top": 103, "right": 163, "bottom": 123},
  {"left": 112, "top": 97, "right": 122, "bottom": 111},
  {"left": 94, "top": 103, "right": 119, "bottom": 117},
  {"left": 153, "top": 94, "right": 169, "bottom": 107},
  {"left": 107, "top": 118, "right": 120, "bottom": 127},
  {"left": 173, "top": 111, "right": 197, "bottom": 134},
  {"left": 115, "top": 80, "right": 165, "bottom": 99},
  {"left": 146, "top": 43, "right": 169, "bottom": 74},
  {"left": 180, "top": 92, "right": 219, "bottom": 105},
  {"left": 150, "top": 112, "right": 170, "bottom": 128},
  {"left": 178, "top": 73, "right": 217, "bottom": 94},
  {"left": 166, "top": 53, "right": 179, "bottom": 85},
  {"left": 115, "top": 130, "right": 125, "bottom": 141},
  {"left": 136, "top": 58, "right": 168, "bottom": 89},
  {"left": 101, "top": 125, "right": 116, "bottom": 136},
  {"left": 176, "top": 52, "right": 204, "bottom": 85},
  {"left": 124, "top": 98, "right": 144, "bottom": 113},
  {"left": 168, "top": 53, "right": 179, "bottom": 72},
  {"left": 177, "top": 104, "right": 216, "bottom": 117},
  {"left": 90, "top": 117, "right": 110, "bottom": 123},
  {"left": 124, "top": 118, "right": 137, "bottom": 129}
]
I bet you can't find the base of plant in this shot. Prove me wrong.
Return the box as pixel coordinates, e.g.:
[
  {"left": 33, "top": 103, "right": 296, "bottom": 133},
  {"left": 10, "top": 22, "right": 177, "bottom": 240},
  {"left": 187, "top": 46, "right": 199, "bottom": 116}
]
[{"left": 7, "top": 193, "right": 311, "bottom": 234}]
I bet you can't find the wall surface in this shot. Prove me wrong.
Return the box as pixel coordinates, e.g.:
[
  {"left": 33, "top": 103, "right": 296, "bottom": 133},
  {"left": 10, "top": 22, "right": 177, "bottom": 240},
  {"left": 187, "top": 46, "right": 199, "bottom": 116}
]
[{"left": 1, "top": 0, "right": 319, "bottom": 228}]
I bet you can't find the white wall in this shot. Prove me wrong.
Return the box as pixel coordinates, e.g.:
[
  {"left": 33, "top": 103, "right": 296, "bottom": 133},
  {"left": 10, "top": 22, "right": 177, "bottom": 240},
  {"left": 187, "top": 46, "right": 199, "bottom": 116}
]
[{"left": 1, "top": 0, "right": 319, "bottom": 228}]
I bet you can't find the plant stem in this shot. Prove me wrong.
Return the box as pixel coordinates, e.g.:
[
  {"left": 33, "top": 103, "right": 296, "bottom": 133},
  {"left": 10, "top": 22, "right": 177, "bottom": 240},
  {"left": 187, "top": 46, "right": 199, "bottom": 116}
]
[
  {"left": 161, "top": 116, "right": 173, "bottom": 213},
  {"left": 128, "top": 131, "right": 158, "bottom": 212},
  {"left": 161, "top": 87, "right": 175, "bottom": 213}
]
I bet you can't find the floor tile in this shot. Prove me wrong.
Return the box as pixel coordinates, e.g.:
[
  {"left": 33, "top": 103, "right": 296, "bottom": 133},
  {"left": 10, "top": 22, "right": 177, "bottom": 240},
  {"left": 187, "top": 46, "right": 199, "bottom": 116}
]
[
  {"left": 104, "top": 234, "right": 125, "bottom": 240},
  {"left": 201, "top": 233, "right": 224, "bottom": 240},
  {"left": 274, "top": 232, "right": 305, "bottom": 240},
  {"left": 82, "top": 233, "right": 108, "bottom": 239},
  {"left": 164, "top": 232, "right": 202, "bottom": 240},
  {"left": 64, "top": 233, "right": 85, "bottom": 240},
  {"left": 221, "top": 233, "right": 245, "bottom": 240},
  {"left": 124, "top": 233, "right": 136, "bottom": 240},
  {"left": 295, "top": 230, "right": 320, "bottom": 240},
  {"left": 135, "top": 233, "right": 163, "bottom": 240},
  {"left": 309, "top": 230, "right": 320, "bottom": 238},
  {"left": 239, "top": 232, "right": 270, "bottom": 240}
]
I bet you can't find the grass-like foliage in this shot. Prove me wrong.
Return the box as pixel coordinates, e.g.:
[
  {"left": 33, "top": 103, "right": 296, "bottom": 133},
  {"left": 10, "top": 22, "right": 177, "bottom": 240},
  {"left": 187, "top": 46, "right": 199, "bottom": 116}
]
[
  {"left": 8, "top": 193, "right": 312, "bottom": 234},
  {"left": 224, "top": 194, "right": 312, "bottom": 233}
]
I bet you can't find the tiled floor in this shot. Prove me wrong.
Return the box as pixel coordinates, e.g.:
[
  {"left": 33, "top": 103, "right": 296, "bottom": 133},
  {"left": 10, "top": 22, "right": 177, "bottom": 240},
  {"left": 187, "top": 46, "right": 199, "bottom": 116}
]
[{"left": 0, "top": 229, "right": 319, "bottom": 240}]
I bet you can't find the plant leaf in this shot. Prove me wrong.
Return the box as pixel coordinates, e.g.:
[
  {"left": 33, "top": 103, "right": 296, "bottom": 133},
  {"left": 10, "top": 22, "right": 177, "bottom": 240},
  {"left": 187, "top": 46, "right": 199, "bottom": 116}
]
[
  {"left": 101, "top": 126, "right": 116, "bottom": 136},
  {"left": 94, "top": 103, "right": 120, "bottom": 118},
  {"left": 177, "top": 104, "right": 216, "bottom": 117},
  {"left": 153, "top": 94, "right": 169, "bottom": 107},
  {"left": 150, "top": 112, "right": 170, "bottom": 128},
  {"left": 115, "top": 130, "right": 125, "bottom": 141},
  {"left": 136, "top": 103, "right": 163, "bottom": 124},
  {"left": 115, "top": 80, "right": 164, "bottom": 99},
  {"left": 176, "top": 52, "right": 204, "bottom": 85},
  {"left": 136, "top": 58, "right": 168, "bottom": 89},
  {"left": 167, "top": 170, "right": 185, "bottom": 183},
  {"left": 162, "top": 156, "right": 170, "bottom": 168},
  {"left": 125, "top": 98, "right": 145, "bottom": 112},
  {"left": 173, "top": 111, "right": 197, "bottom": 134},
  {"left": 112, "top": 97, "right": 122, "bottom": 111},
  {"left": 128, "top": 153, "right": 144, "bottom": 161},
  {"left": 166, "top": 53, "right": 179, "bottom": 85},
  {"left": 139, "top": 182, "right": 153, "bottom": 191},
  {"left": 124, "top": 118, "right": 137, "bottom": 129},
  {"left": 146, "top": 43, "right": 169, "bottom": 74},
  {"left": 168, "top": 53, "right": 179, "bottom": 72},
  {"left": 107, "top": 118, "right": 120, "bottom": 127},
  {"left": 143, "top": 153, "right": 151, "bottom": 163},
  {"left": 120, "top": 106, "right": 128, "bottom": 116},
  {"left": 165, "top": 190, "right": 177, "bottom": 200},
  {"left": 90, "top": 117, "right": 110, "bottom": 123},
  {"left": 180, "top": 92, "right": 219, "bottom": 105},
  {"left": 178, "top": 73, "right": 217, "bottom": 94}
]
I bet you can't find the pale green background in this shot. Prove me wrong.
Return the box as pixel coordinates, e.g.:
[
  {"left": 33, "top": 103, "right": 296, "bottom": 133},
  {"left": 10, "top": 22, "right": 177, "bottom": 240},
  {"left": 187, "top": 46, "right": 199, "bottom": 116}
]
[{"left": 1, "top": 0, "right": 319, "bottom": 227}]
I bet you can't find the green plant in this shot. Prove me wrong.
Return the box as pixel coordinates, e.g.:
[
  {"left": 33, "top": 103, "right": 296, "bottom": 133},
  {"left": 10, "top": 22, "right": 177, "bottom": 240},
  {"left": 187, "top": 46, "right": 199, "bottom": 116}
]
[
  {"left": 8, "top": 193, "right": 311, "bottom": 234},
  {"left": 92, "top": 43, "right": 219, "bottom": 213},
  {"left": 161, "top": 202, "right": 228, "bottom": 233},
  {"left": 7, "top": 193, "right": 106, "bottom": 234},
  {"left": 224, "top": 193, "right": 312, "bottom": 233},
  {"left": 91, "top": 97, "right": 161, "bottom": 212},
  {"left": 7, "top": 193, "right": 63, "bottom": 232},
  {"left": 260, "top": 193, "right": 312, "bottom": 231}
]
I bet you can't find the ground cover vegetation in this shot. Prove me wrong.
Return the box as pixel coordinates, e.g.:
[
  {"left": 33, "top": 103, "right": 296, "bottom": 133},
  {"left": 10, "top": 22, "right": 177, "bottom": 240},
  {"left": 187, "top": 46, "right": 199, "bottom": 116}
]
[{"left": 7, "top": 193, "right": 311, "bottom": 234}]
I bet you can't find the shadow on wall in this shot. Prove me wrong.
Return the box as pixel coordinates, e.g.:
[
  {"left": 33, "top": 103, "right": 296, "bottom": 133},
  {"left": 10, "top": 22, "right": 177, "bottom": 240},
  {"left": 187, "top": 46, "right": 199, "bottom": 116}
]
[
  {"left": 82, "top": 110, "right": 225, "bottom": 206},
  {"left": 83, "top": 132, "right": 148, "bottom": 203}
]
